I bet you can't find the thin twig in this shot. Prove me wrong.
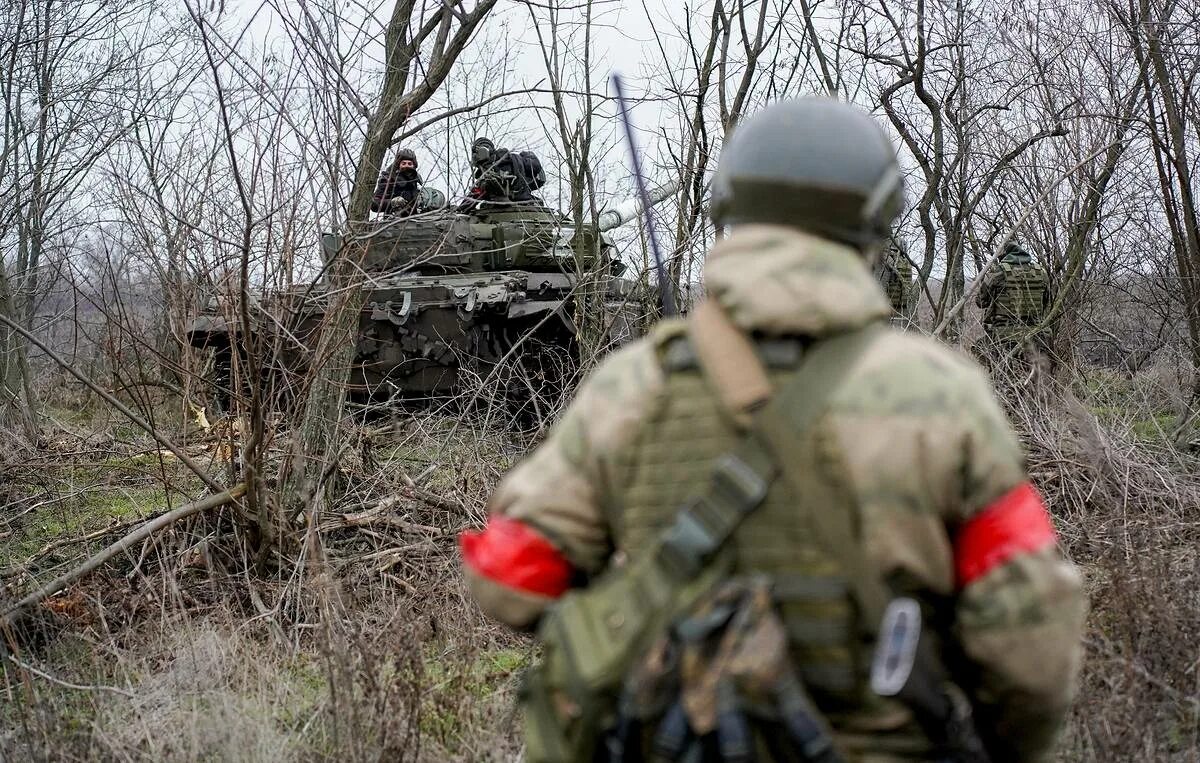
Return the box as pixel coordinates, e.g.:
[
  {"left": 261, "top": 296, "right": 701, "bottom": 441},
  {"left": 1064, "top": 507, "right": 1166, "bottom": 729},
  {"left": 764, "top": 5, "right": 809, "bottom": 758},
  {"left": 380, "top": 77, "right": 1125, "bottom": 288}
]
[{"left": 4, "top": 654, "right": 135, "bottom": 699}]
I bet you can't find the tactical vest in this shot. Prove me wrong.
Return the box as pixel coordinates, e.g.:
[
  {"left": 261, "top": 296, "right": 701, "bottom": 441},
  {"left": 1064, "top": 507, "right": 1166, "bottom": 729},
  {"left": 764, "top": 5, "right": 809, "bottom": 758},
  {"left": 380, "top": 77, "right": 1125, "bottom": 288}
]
[
  {"left": 607, "top": 323, "right": 886, "bottom": 716},
  {"left": 992, "top": 262, "right": 1047, "bottom": 323},
  {"left": 878, "top": 257, "right": 912, "bottom": 316}
]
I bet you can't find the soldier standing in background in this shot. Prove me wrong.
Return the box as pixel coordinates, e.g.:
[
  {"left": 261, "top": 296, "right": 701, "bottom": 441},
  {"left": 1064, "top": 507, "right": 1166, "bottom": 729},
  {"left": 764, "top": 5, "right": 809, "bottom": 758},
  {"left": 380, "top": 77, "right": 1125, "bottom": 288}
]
[
  {"left": 874, "top": 240, "right": 914, "bottom": 324},
  {"left": 976, "top": 242, "right": 1052, "bottom": 354},
  {"left": 462, "top": 99, "right": 1084, "bottom": 762}
]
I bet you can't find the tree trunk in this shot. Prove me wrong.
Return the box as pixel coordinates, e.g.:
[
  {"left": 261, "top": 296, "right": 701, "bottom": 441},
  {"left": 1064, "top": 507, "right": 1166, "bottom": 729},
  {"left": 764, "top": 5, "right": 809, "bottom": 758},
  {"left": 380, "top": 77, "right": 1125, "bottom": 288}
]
[
  {"left": 0, "top": 251, "right": 37, "bottom": 441},
  {"left": 277, "top": 0, "right": 498, "bottom": 521},
  {"left": 1136, "top": 0, "right": 1200, "bottom": 400}
]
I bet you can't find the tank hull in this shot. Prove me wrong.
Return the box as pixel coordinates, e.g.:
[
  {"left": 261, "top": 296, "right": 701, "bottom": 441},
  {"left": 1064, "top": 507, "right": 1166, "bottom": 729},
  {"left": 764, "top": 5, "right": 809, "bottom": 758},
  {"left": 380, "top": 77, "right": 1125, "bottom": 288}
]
[
  {"left": 185, "top": 197, "right": 668, "bottom": 411},
  {"left": 186, "top": 269, "right": 643, "bottom": 406}
]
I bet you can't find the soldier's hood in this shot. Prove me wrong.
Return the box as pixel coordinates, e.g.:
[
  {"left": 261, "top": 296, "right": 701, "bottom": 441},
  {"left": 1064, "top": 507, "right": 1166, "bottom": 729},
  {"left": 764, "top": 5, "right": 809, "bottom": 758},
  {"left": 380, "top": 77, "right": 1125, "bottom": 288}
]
[
  {"left": 704, "top": 224, "right": 892, "bottom": 337},
  {"left": 1002, "top": 251, "right": 1032, "bottom": 265}
]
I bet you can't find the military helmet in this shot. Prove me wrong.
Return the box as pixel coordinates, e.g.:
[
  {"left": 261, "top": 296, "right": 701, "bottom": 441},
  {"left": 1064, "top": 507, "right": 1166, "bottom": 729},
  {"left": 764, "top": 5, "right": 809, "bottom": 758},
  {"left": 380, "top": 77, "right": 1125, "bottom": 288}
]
[
  {"left": 394, "top": 147, "right": 418, "bottom": 169},
  {"left": 472, "top": 137, "right": 495, "bottom": 164},
  {"left": 710, "top": 98, "right": 905, "bottom": 250},
  {"left": 1003, "top": 241, "right": 1030, "bottom": 260}
]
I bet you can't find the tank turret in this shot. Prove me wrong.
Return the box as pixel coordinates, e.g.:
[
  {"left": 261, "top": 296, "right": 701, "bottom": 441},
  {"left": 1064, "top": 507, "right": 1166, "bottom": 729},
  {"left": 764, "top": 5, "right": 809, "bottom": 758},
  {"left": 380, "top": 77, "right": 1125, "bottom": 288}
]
[{"left": 187, "top": 180, "right": 679, "bottom": 413}]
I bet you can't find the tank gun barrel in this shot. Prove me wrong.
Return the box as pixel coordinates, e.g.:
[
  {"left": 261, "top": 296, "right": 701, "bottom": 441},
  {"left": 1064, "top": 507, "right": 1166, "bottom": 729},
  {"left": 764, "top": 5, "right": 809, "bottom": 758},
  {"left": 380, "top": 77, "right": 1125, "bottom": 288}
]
[{"left": 595, "top": 181, "right": 679, "bottom": 232}]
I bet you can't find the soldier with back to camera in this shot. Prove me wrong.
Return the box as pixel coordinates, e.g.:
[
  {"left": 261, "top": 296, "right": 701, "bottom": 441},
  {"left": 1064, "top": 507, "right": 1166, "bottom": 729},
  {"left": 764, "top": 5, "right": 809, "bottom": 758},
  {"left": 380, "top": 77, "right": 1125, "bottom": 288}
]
[
  {"left": 462, "top": 98, "right": 1085, "bottom": 763},
  {"left": 976, "top": 241, "right": 1052, "bottom": 353}
]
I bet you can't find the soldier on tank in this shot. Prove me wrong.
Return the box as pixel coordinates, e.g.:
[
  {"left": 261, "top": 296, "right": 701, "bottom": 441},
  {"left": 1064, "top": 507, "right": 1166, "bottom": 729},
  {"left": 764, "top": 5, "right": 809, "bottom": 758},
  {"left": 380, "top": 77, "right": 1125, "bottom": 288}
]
[
  {"left": 874, "top": 239, "right": 914, "bottom": 323},
  {"left": 463, "top": 137, "right": 546, "bottom": 205},
  {"left": 461, "top": 99, "right": 1084, "bottom": 762},
  {"left": 976, "top": 241, "right": 1051, "bottom": 346},
  {"left": 371, "top": 148, "right": 423, "bottom": 216}
]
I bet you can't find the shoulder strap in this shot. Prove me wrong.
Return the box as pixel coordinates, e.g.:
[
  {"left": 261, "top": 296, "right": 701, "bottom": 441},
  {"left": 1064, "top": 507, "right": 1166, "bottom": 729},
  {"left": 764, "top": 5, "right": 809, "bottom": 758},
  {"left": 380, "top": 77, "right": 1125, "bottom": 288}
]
[
  {"left": 653, "top": 303, "right": 883, "bottom": 584},
  {"left": 687, "top": 300, "right": 772, "bottom": 428},
  {"left": 754, "top": 327, "right": 891, "bottom": 627}
]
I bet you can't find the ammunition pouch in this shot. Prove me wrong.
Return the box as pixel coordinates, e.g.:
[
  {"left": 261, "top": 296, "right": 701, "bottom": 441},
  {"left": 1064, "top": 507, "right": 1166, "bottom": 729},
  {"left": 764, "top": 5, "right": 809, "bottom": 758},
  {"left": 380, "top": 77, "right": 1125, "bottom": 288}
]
[
  {"left": 520, "top": 449, "right": 771, "bottom": 763},
  {"left": 608, "top": 577, "right": 844, "bottom": 763}
]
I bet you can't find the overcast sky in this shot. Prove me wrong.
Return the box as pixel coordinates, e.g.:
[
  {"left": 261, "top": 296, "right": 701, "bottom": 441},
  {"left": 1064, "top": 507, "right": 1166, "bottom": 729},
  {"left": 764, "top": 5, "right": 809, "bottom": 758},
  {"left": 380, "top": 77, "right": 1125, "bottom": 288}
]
[{"left": 229, "top": 0, "right": 690, "bottom": 210}]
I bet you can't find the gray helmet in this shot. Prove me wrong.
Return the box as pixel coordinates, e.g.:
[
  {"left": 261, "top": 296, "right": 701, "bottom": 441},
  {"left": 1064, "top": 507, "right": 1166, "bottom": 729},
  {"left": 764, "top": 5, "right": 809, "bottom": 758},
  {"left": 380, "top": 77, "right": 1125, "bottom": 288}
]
[
  {"left": 710, "top": 98, "right": 905, "bottom": 250},
  {"left": 1003, "top": 241, "right": 1031, "bottom": 262}
]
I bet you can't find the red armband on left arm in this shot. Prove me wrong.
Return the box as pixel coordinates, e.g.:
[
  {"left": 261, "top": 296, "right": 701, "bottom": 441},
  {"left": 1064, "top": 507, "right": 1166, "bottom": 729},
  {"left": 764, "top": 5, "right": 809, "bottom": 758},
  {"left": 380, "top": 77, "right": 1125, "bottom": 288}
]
[{"left": 955, "top": 481, "right": 1059, "bottom": 588}]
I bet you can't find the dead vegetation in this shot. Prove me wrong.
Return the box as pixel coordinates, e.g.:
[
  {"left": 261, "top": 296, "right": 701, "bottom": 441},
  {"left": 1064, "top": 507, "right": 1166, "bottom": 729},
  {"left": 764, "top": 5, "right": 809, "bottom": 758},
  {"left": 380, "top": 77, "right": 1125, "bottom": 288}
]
[
  {"left": 1, "top": 398, "right": 533, "bottom": 762},
  {"left": 0, "top": 350, "right": 1196, "bottom": 762},
  {"left": 995, "top": 358, "right": 1200, "bottom": 760}
]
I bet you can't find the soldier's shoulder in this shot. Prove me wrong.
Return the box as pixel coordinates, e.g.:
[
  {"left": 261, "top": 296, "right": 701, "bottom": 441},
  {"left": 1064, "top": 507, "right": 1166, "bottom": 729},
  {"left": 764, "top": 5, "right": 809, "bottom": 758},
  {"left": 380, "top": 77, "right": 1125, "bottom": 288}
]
[
  {"left": 852, "top": 328, "right": 996, "bottom": 402},
  {"left": 647, "top": 316, "right": 689, "bottom": 345}
]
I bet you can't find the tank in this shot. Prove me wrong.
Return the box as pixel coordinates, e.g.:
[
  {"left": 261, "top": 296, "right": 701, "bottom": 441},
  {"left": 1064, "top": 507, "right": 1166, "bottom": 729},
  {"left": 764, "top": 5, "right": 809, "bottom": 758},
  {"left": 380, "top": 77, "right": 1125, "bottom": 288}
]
[{"left": 186, "top": 183, "right": 677, "bottom": 410}]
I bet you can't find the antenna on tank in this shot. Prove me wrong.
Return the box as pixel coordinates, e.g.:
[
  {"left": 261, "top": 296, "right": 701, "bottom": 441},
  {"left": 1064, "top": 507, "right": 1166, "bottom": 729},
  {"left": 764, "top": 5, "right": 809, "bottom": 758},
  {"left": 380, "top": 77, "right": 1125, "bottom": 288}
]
[{"left": 611, "top": 73, "right": 677, "bottom": 318}]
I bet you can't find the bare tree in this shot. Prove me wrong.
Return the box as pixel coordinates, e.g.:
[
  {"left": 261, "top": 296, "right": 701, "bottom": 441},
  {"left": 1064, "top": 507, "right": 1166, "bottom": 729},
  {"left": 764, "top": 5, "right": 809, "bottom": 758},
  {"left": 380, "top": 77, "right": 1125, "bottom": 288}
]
[
  {"left": 0, "top": 0, "right": 170, "bottom": 439},
  {"left": 278, "top": 0, "right": 499, "bottom": 524},
  {"left": 853, "top": 0, "right": 1067, "bottom": 333},
  {"left": 646, "top": 0, "right": 794, "bottom": 305},
  {"left": 1117, "top": 0, "right": 1200, "bottom": 400}
]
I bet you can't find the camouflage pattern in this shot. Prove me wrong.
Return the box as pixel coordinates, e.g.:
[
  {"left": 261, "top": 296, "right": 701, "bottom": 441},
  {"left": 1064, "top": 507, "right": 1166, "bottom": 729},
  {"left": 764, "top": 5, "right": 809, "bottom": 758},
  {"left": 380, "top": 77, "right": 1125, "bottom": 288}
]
[
  {"left": 471, "top": 224, "right": 1085, "bottom": 761},
  {"left": 622, "top": 577, "right": 839, "bottom": 759},
  {"left": 613, "top": 326, "right": 868, "bottom": 711},
  {"left": 976, "top": 248, "right": 1050, "bottom": 342},
  {"left": 873, "top": 243, "right": 913, "bottom": 322}
]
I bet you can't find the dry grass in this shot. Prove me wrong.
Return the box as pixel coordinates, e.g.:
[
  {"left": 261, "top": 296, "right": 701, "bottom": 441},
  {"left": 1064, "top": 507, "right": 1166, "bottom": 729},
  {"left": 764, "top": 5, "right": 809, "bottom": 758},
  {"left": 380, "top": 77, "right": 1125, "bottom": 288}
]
[
  {"left": 2, "top": 354, "right": 1198, "bottom": 761},
  {"left": 1, "top": 406, "right": 531, "bottom": 762},
  {"left": 992, "top": 357, "right": 1200, "bottom": 760}
]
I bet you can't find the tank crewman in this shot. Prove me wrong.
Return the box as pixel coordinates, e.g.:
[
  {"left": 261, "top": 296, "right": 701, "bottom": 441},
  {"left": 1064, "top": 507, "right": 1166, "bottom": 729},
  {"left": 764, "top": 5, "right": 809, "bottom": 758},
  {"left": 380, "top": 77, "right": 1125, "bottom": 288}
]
[
  {"left": 874, "top": 239, "right": 914, "bottom": 322},
  {"left": 464, "top": 137, "right": 546, "bottom": 204},
  {"left": 976, "top": 242, "right": 1051, "bottom": 345},
  {"left": 461, "top": 98, "right": 1085, "bottom": 762},
  {"left": 371, "top": 148, "right": 423, "bottom": 216}
]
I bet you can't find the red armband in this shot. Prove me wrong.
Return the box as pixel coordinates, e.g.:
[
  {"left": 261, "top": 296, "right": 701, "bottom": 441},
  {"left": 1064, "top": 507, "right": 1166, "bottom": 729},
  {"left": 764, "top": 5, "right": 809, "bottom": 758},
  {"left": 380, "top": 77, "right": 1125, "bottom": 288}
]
[
  {"left": 459, "top": 516, "right": 573, "bottom": 598},
  {"left": 955, "top": 482, "right": 1058, "bottom": 587}
]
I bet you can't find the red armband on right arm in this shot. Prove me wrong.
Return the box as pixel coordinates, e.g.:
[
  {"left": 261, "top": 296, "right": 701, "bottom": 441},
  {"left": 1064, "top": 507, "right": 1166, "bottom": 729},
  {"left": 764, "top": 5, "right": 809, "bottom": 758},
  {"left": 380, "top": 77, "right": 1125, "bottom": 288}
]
[
  {"left": 459, "top": 515, "right": 573, "bottom": 598},
  {"left": 955, "top": 481, "right": 1058, "bottom": 588}
]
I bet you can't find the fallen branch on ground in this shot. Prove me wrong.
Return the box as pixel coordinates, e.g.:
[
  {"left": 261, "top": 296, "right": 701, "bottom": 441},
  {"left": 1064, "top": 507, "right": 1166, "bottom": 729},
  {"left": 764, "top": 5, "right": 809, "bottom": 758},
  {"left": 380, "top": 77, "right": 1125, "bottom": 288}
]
[
  {"left": 0, "top": 484, "right": 247, "bottom": 626},
  {"left": 0, "top": 514, "right": 151, "bottom": 579},
  {"left": 3, "top": 653, "right": 135, "bottom": 698}
]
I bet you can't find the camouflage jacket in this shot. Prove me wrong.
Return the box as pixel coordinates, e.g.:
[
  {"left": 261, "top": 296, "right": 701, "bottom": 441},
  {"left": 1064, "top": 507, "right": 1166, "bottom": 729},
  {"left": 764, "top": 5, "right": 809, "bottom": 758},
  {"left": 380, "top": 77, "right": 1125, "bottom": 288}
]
[
  {"left": 467, "top": 225, "right": 1085, "bottom": 761},
  {"left": 874, "top": 244, "right": 913, "bottom": 317},
  {"left": 975, "top": 256, "right": 1050, "bottom": 325}
]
